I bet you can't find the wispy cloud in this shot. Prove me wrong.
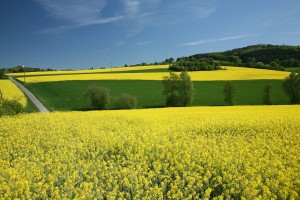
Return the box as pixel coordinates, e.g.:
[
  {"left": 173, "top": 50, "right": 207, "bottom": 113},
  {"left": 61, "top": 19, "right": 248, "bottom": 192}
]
[
  {"left": 284, "top": 31, "right": 300, "bottom": 35},
  {"left": 219, "top": 34, "right": 259, "bottom": 41},
  {"left": 99, "top": 41, "right": 127, "bottom": 53},
  {"left": 114, "top": 41, "right": 127, "bottom": 47},
  {"left": 35, "top": 0, "right": 124, "bottom": 34},
  {"left": 193, "top": 2, "right": 217, "bottom": 19},
  {"left": 122, "top": 0, "right": 161, "bottom": 37},
  {"left": 178, "top": 34, "right": 259, "bottom": 47},
  {"left": 136, "top": 41, "right": 150, "bottom": 46}
]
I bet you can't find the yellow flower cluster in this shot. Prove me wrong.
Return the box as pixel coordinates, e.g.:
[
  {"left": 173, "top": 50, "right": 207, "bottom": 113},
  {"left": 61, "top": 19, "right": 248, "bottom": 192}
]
[
  {"left": 0, "top": 80, "right": 27, "bottom": 106},
  {"left": 0, "top": 105, "right": 299, "bottom": 199},
  {"left": 14, "top": 66, "right": 289, "bottom": 83}
]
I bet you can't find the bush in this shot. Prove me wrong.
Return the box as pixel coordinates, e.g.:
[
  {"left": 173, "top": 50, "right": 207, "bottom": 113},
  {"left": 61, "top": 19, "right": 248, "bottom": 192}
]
[
  {"left": 85, "top": 86, "right": 111, "bottom": 110},
  {"left": 0, "top": 91, "right": 24, "bottom": 116},
  {"left": 282, "top": 72, "right": 300, "bottom": 104},
  {"left": 114, "top": 93, "right": 137, "bottom": 109}
]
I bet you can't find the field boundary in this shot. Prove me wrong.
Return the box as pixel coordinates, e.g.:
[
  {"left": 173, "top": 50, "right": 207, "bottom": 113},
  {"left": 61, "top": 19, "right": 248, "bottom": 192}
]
[{"left": 9, "top": 77, "right": 49, "bottom": 113}]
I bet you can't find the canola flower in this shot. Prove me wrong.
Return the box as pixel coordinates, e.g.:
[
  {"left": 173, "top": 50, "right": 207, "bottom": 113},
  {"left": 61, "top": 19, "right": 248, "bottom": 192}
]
[
  {"left": 7, "top": 65, "right": 169, "bottom": 77},
  {"left": 0, "top": 80, "right": 27, "bottom": 106},
  {"left": 0, "top": 105, "right": 299, "bottom": 199},
  {"left": 14, "top": 66, "right": 290, "bottom": 83}
]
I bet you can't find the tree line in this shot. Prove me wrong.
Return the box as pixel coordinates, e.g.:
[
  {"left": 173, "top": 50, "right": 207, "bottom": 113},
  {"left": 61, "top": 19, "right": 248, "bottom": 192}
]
[
  {"left": 161, "top": 71, "right": 300, "bottom": 107},
  {"left": 169, "top": 59, "right": 222, "bottom": 71},
  {"left": 187, "top": 44, "right": 300, "bottom": 71},
  {"left": 84, "top": 71, "right": 300, "bottom": 110},
  {"left": 85, "top": 86, "right": 137, "bottom": 110}
]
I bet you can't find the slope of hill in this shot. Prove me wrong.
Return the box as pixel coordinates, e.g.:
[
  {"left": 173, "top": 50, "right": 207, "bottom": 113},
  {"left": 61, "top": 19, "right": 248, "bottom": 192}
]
[{"left": 184, "top": 44, "right": 300, "bottom": 70}]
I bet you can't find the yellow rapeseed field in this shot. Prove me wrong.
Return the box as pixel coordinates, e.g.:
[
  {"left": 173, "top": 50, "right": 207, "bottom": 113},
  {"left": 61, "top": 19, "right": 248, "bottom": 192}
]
[
  {"left": 0, "top": 105, "right": 299, "bottom": 199},
  {"left": 15, "top": 66, "right": 290, "bottom": 83},
  {"left": 0, "top": 80, "right": 27, "bottom": 106},
  {"left": 8, "top": 65, "right": 169, "bottom": 77}
]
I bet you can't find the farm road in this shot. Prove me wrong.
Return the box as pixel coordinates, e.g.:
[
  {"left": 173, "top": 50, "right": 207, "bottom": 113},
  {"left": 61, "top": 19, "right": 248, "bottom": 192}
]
[{"left": 9, "top": 77, "right": 49, "bottom": 113}]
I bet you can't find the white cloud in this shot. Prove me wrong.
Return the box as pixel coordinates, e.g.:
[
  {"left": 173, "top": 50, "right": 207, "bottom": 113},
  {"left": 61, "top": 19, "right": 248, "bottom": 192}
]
[
  {"left": 219, "top": 34, "right": 259, "bottom": 41},
  {"left": 121, "top": 0, "right": 161, "bottom": 36},
  {"left": 178, "top": 34, "right": 259, "bottom": 46},
  {"left": 124, "top": 0, "right": 140, "bottom": 18},
  {"left": 194, "top": 2, "right": 217, "bottom": 19},
  {"left": 35, "top": 0, "right": 124, "bottom": 34},
  {"left": 178, "top": 39, "right": 216, "bottom": 46},
  {"left": 114, "top": 41, "right": 126, "bottom": 47},
  {"left": 136, "top": 41, "right": 150, "bottom": 46}
]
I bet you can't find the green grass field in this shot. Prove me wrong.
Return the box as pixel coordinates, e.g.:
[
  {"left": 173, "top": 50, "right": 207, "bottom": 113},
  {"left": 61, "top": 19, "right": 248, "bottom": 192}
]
[
  {"left": 25, "top": 79, "right": 289, "bottom": 111},
  {"left": 24, "top": 96, "right": 39, "bottom": 113}
]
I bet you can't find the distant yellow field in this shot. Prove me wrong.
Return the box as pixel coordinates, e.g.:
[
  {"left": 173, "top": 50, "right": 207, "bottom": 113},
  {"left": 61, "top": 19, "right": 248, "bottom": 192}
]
[
  {"left": 0, "top": 80, "right": 26, "bottom": 106},
  {"left": 0, "top": 105, "right": 299, "bottom": 199},
  {"left": 7, "top": 65, "right": 169, "bottom": 77},
  {"left": 15, "top": 66, "right": 290, "bottom": 83}
]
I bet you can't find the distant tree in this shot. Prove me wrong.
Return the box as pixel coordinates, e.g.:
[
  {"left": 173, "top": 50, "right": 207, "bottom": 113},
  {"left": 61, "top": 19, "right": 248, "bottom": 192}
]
[
  {"left": 282, "top": 72, "right": 300, "bottom": 104},
  {"left": 263, "top": 83, "right": 274, "bottom": 105},
  {"left": 0, "top": 68, "right": 5, "bottom": 79},
  {"left": 256, "top": 62, "right": 265, "bottom": 68},
  {"left": 114, "top": 93, "right": 137, "bottom": 109},
  {"left": 229, "top": 55, "right": 242, "bottom": 65},
  {"left": 165, "top": 57, "right": 174, "bottom": 64},
  {"left": 224, "top": 81, "right": 236, "bottom": 106},
  {"left": 178, "top": 71, "right": 194, "bottom": 106},
  {"left": 162, "top": 72, "right": 180, "bottom": 106},
  {"left": 162, "top": 71, "right": 194, "bottom": 107},
  {"left": 85, "top": 86, "right": 111, "bottom": 110}
]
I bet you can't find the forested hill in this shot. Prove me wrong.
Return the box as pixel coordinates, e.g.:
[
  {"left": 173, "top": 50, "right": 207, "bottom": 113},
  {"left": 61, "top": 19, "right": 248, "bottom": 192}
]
[{"left": 188, "top": 44, "right": 300, "bottom": 68}]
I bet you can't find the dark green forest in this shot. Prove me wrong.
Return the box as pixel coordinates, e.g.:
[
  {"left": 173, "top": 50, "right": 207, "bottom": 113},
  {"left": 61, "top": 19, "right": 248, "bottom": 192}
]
[{"left": 171, "top": 44, "right": 300, "bottom": 71}]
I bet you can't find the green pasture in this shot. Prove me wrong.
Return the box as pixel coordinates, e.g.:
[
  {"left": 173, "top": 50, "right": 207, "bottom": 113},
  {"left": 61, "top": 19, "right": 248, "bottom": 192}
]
[
  {"left": 25, "top": 80, "right": 289, "bottom": 111},
  {"left": 24, "top": 96, "right": 39, "bottom": 112}
]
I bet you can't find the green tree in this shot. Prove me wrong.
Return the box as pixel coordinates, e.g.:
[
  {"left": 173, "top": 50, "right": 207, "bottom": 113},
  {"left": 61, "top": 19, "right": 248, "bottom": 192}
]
[
  {"left": 0, "top": 68, "right": 5, "bottom": 79},
  {"left": 85, "top": 86, "right": 111, "bottom": 110},
  {"left": 162, "top": 71, "right": 194, "bottom": 107},
  {"left": 114, "top": 93, "right": 137, "bottom": 109},
  {"left": 263, "top": 83, "right": 274, "bottom": 105},
  {"left": 282, "top": 72, "right": 300, "bottom": 104},
  {"left": 224, "top": 81, "right": 236, "bottom": 106},
  {"left": 229, "top": 55, "right": 242, "bottom": 65},
  {"left": 162, "top": 72, "right": 180, "bottom": 106},
  {"left": 179, "top": 71, "right": 194, "bottom": 106}
]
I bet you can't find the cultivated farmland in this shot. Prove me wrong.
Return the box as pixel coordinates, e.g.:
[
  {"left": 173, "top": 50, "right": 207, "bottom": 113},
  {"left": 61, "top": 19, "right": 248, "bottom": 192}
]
[
  {"left": 16, "top": 65, "right": 290, "bottom": 111},
  {"left": 0, "top": 79, "right": 27, "bottom": 106},
  {"left": 0, "top": 106, "right": 299, "bottom": 199},
  {"left": 13, "top": 66, "right": 290, "bottom": 83}
]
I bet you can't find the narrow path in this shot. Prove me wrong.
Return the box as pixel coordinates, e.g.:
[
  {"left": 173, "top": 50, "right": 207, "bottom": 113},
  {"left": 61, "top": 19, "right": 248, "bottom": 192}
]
[{"left": 9, "top": 77, "right": 50, "bottom": 113}]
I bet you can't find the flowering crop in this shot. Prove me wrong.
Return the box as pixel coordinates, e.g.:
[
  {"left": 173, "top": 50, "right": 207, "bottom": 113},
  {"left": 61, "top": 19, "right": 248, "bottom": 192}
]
[
  {"left": 0, "top": 105, "right": 299, "bottom": 199},
  {"left": 0, "top": 80, "right": 27, "bottom": 106},
  {"left": 8, "top": 65, "right": 169, "bottom": 77},
  {"left": 15, "top": 66, "right": 290, "bottom": 83}
]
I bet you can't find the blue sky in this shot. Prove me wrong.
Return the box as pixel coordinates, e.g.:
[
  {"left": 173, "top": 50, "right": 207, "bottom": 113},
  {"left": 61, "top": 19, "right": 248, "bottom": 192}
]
[{"left": 1, "top": 0, "right": 300, "bottom": 70}]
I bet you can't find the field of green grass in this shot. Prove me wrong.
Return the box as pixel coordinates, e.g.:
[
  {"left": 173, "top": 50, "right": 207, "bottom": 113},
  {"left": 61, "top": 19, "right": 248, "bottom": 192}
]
[
  {"left": 24, "top": 96, "right": 39, "bottom": 112},
  {"left": 25, "top": 79, "right": 289, "bottom": 111}
]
